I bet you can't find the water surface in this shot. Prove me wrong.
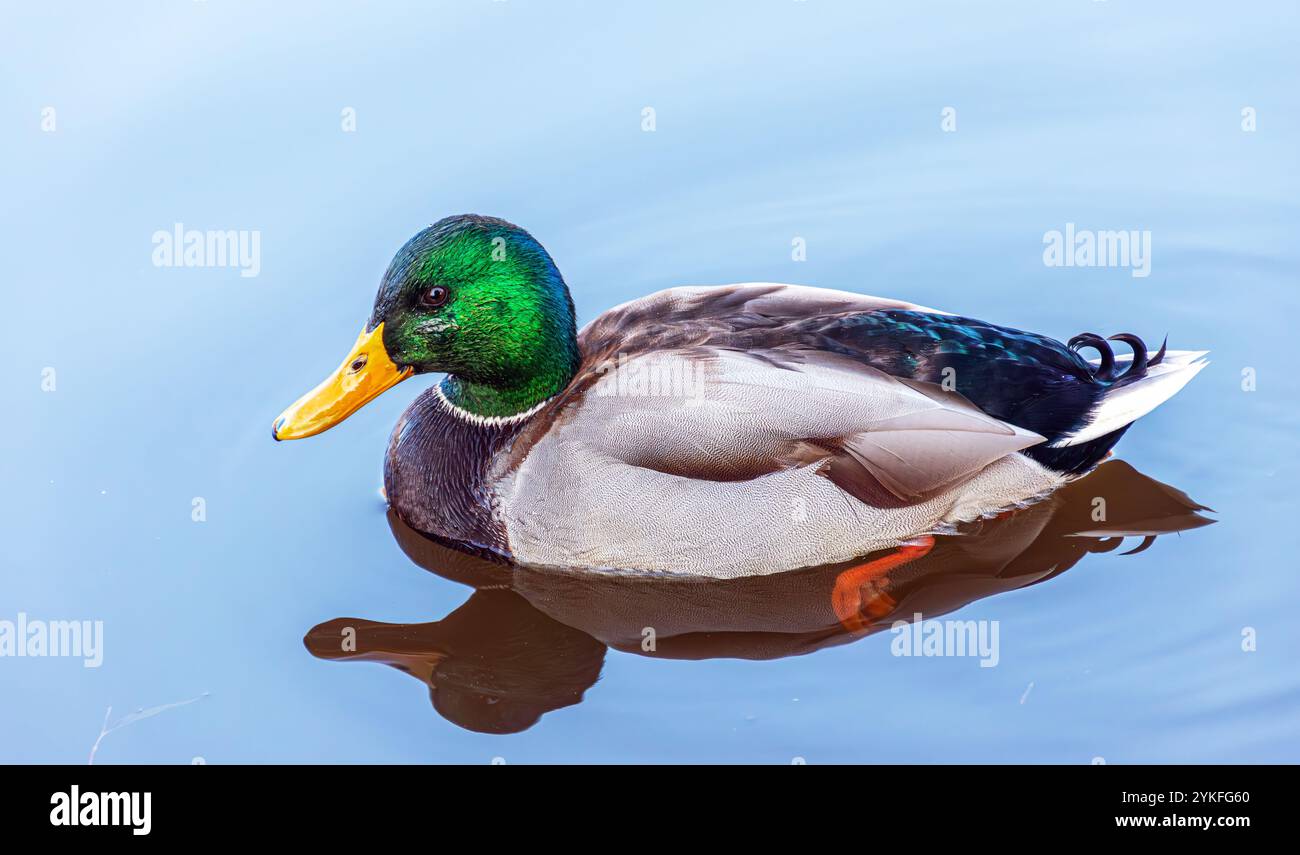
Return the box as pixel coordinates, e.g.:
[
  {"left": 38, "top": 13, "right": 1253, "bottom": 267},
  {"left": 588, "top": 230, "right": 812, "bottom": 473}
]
[{"left": 3, "top": 0, "right": 1298, "bottom": 763}]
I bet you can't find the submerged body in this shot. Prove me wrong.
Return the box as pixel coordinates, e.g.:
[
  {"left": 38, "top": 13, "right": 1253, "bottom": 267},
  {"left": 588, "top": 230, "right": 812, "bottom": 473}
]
[{"left": 275, "top": 217, "right": 1207, "bottom": 578}]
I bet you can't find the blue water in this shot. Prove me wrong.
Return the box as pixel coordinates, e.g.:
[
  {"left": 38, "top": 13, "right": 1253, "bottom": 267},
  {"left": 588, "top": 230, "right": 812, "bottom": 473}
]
[{"left": 3, "top": 0, "right": 1298, "bottom": 763}]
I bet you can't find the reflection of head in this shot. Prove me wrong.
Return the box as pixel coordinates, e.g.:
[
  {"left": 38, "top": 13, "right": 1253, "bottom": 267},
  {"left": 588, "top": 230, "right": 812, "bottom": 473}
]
[
  {"left": 428, "top": 590, "right": 605, "bottom": 734},
  {"left": 305, "top": 590, "right": 605, "bottom": 735}
]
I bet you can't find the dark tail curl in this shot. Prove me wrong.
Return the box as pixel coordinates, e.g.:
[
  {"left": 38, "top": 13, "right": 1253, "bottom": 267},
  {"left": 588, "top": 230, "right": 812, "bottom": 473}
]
[{"left": 1068, "top": 332, "right": 1167, "bottom": 384}]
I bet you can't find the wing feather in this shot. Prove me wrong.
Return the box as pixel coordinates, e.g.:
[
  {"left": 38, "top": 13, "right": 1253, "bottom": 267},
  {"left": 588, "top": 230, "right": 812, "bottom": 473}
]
[{"left": 543, "top": 346, "right": 1044, "bottom": 506}]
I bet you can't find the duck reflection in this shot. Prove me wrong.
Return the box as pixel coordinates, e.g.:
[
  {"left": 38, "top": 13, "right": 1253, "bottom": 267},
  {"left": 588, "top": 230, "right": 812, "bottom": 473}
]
[{"left": 304, "top": 460, "right": 1212, "bottom": 733}]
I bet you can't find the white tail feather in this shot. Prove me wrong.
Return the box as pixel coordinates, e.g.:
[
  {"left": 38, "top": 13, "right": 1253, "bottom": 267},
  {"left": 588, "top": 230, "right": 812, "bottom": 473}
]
[{"left": 1048, "top": 349, "right": 1209, "bottom": 448}]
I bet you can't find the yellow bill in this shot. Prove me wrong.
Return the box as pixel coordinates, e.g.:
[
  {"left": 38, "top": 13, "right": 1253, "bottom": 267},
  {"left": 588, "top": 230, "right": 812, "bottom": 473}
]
[{"left": 272, "top": 322, "right": 412, "bottom": 440}]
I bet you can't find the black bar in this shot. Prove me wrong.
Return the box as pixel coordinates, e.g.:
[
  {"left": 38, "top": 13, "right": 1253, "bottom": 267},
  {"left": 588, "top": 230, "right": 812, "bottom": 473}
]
[{"left": 2, "top": 765, "right": 1271, "bottom": 839}]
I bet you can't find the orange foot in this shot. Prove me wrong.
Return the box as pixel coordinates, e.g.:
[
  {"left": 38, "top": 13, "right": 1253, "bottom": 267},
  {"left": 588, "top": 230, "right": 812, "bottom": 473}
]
[{"left": 831, "top": 536, "right": 935, "bottom": 633}]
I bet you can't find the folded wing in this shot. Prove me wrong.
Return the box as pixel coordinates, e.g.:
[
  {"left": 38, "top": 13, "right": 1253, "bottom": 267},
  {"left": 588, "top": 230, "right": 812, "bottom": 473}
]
[{"left": 552, "top": 347, "right": 1046, "bottom": 506}]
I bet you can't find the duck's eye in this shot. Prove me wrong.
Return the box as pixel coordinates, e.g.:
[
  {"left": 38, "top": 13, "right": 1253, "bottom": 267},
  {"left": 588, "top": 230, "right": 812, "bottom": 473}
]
[
  {"left": 421, "top": 285, "right": 450, "bottom": 308},
  {"left": 349, "top": 354, "right": 368, "bottom": 373}
]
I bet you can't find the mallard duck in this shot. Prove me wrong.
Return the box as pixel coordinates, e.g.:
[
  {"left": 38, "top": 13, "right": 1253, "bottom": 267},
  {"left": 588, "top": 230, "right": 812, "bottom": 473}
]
[{"left": 273, "top": 215, "right": 1207, "bottom": 578}]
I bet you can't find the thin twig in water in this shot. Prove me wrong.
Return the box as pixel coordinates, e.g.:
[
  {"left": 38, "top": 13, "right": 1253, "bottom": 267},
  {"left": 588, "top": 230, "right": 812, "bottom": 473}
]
[{"left": 88, "top": 692, "right": 210, "bottom": 764}]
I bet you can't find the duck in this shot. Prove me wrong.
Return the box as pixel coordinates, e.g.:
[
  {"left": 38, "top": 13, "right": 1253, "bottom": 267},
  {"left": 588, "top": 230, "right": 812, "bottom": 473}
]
[{"left": 273, "top": 214, "right": 1208, "bottom": 578}]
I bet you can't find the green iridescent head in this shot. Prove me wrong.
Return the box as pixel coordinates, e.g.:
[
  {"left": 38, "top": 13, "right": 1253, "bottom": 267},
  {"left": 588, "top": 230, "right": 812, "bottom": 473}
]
[
  {"left": 373, "top": 215, "right": 581, "bottom": 417},
  {"left": 271, "top": 215, "right": 581, "bottom": 439}
]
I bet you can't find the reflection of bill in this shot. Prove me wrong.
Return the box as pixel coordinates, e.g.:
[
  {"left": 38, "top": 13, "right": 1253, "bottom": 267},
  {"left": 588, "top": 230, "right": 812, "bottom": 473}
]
[{"left": 305, "top": 459, "right": 1212, "bottom": 734}]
